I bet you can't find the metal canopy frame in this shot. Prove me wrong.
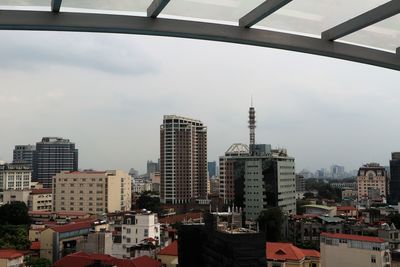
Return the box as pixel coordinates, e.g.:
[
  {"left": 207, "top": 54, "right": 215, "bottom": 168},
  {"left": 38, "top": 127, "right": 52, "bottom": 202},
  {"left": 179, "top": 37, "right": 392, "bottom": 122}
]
[{"left": 0, "top": 0, "right": 399, "bottom": 71}]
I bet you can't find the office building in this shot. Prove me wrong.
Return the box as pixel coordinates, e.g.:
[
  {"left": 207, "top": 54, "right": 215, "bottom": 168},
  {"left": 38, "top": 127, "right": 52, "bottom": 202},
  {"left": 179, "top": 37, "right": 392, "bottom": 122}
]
[
  {"left": 357, "top": 163, "right": 388, "bottom": 201},
  {"left": 296, "top": 174, "right": 305, "bottom": 192},
  {"left": 390, "top": 152, "right": 400, "bottom": 204},
  {"left": 53, "top": 170, "right": 131, "bottom": 214},
  {"left": 208, "top": 161, "right": 217, "bottom": 177},
  {"left": 33, "top": 137, "right": 78, "bottom": 188},
  {"left": 320, "top": 232, "right": 391, "bottom": 267},
  {"left": 147, "top": 160, "right": 159, "bottom": 175},
  {"left": 0, "top": 162, "right": 31, "bottom": 191},
  {"left": 218, "top": 106, "right": 296, "bottom": 220},
  {"left": 12, "top": 144, "right": 35, "bottom": 168},
  {"left": 160, "top": 115, "right": 207, "bottom": 204},
  {"left": 330, "top": 165, "right": 345, "bottom": 178}
]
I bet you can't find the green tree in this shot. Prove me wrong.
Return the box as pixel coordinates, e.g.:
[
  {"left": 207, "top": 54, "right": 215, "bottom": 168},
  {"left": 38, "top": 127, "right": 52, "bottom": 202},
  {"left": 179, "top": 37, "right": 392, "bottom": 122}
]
[
  {"left": 257, "top": 207, "right": 284, "bottom": 242},
  {"left": 0, "top": 201, "right": 30, "bottom": 225},
  {"left": 26, "top": 257, "right": 51, "bottom": 267},
  {"left": 0, "top": 225, "right": 30, "bottom": 250},
  {"left": 136, "top": 191, "right": 160, "bottom": 214}
]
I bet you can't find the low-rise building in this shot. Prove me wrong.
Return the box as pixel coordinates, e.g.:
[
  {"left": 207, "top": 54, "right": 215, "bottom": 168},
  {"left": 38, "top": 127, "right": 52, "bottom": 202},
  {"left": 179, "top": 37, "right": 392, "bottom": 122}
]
[
  {"left": 0, "top": 162, "right": 31, "bottom": 191},
  {"left": 378, "top": 223, "right": 400, "bottom": 251},
  {"left": 158, "top": 240, "right": 178, "bottom": 267},
  {"left": 303, "top": 205, "right": 336, "bottom": 217},
  {"left": 266, "top": 242, "right": 320, "bottom": 267},
  {"left": 320, "top": 232, "right": 391, "bottom": 267},
  {"left": 2, "top": 190, "right": 30, "bottom": 205},
  {"left": 28, "top": 188, "right": 52, "bottom": 211},
  {"left": 53, "top": 170, "right": 131, "bottom": 214},
  {"left": 0, "top": 249, "right": 25, "bottom": 267}
]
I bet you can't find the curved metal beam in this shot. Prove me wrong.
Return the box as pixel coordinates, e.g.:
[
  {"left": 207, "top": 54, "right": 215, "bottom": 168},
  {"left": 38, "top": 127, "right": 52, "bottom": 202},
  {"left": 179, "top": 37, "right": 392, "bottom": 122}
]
[{"left": 0, "top": 10, "right": 398, "bottom": 71}]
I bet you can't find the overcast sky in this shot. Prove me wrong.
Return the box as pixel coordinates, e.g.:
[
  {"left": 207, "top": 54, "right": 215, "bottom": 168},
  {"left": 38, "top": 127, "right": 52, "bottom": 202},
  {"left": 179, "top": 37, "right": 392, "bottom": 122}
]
[{"left": 0, "top": 30, "right": 399, "bottom": 174}]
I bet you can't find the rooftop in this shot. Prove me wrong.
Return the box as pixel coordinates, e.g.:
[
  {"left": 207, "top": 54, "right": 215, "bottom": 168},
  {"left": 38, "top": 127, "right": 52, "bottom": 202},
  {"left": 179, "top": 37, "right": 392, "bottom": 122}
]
[
  {"left": 303, "top": 204, "right": 336, "bottom": 211},
  {"left": 31, "top": 188, "right": 52, "bottom": 195},
  {"left": 0, "top": 249, "right": 24, "bottom": 260},
  {"left": 266, "top": 242, "right": 320, "bottom": 262},
  {"left": 321, "top": 232, "right": 386, "bottom": 243},
  {"left": 50, "top": 220, "right": 95, "bottom": 233},
  {"left": 158, "top": 240, "right": 178, "bottom": 257}
]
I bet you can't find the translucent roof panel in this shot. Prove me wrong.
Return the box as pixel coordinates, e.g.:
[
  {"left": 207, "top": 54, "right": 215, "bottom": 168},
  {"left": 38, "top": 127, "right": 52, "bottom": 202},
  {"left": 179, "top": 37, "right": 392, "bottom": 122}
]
[
  {"left": 161, "top": 0, "right": 264, "bottom": 24},
  {"left": 0, "top": 0, "right": 49, "bottom": 10},
  {"left": 62, "top": 0, "right": 152, "bottom": 15},
  {"left": 341, "top": 14, "right": 400, "bottom": 52},
  {"left": 257, "top": 0, "right": 390, "bottom": 38}
]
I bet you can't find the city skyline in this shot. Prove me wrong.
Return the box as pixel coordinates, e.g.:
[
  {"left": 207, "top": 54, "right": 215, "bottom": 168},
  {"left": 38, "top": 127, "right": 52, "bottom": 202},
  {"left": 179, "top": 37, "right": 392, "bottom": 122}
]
[{"left": 0, "top": 31, "right": 399, "bottom": 173}]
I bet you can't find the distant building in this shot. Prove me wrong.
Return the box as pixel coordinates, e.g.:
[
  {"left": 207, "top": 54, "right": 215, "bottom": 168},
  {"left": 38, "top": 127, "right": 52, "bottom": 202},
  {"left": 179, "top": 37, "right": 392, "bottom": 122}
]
[
  {"left": 330, "top": 182, "right": 357, "bottom": 190},
  {"left": 12, "top": 144, "right": 35, "bottom": 168},
  {"left": 160, "top": 115, "right": 207, "bottom": 204},
  {"left": 320, "top": 232, "right": 391, "bottom": 267},
  {"left": 330, "top": 165, "right": 345, "bottom": 178},
  {"left": 296, "top": 174, "right": 305, "bottom": 192},
  {"left": 0, "top": 249, "right": 26, "bottom": 267},
  {"left": 29, "top": 188, "right": 52, "bottom": 211},
  {"left": 390, "top": 152, "right": 400, "bottom": 205},
  {"left": 0, "top": 162, "right": 31, "bottom": 191},
  {"left": 129, "top": 168, "right": 139, "bottom": 178},
  {"left": 147, "top": 160, "right": 159, "bottom": 175},
  {"left": 208, "top": 161, "right": 217, "bottom": 178},
  {"left": 132, "top": 178, "right": 152, "bottom": 194},
  {"left": 357, "top": 163, "right": 388, "bottom": 201},
  {"left": 150, "top": 172, "right": 161, "bottom": 193},
  {"left": 53, "top": 170, "right": 131, "bottom": 214},
  {"left": 33, "top": 137, "right": 78, "bottom": 188}
]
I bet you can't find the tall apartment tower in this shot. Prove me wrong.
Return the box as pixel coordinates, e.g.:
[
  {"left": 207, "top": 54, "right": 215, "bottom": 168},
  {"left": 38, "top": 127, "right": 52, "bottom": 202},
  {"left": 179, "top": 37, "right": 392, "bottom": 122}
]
[
  {"left": 160, "top": 115, "right": 207, "bottom": 204},
  {"left": 34, "top": 137, "right": 78, "bottom": 188},
  {"left": 390, "top": 152, "right": 400, "bottom": 204},
  {"left": 13, "top": 145, "right": 35, "bottom": 168}
]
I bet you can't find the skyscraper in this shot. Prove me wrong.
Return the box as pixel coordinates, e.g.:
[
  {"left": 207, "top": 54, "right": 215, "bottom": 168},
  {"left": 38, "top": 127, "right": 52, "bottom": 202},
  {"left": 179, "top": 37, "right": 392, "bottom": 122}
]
[
  {"left": 33, "top": 137, "right": 78, "bottom": 188},
  {"left": 390, "top": 152, "right": 400, "bottom": 204},
  {"left": 207, "top": 161, "right": 217, "bottom": 178},
  {"left": 13, "top": 144, "right": 35, "bottom": 168},
  {"left": 146, "top": 160, "right": 159, "bottom": 175},
  {"left": 160, "top": 115, "right": 207, "bottom": 204}
]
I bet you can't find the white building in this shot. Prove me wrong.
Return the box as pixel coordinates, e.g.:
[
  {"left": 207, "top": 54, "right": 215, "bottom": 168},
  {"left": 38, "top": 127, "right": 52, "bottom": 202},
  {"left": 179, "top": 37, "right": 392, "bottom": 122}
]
[
  {"left": 113, "top": 211, "right": 160, "bottom": 259},
  {"left": 0, "top": 163, "right": 31, "bottom": 191},
  {"left": 132, "top": 178, "right": 152, "bottom": 194}
]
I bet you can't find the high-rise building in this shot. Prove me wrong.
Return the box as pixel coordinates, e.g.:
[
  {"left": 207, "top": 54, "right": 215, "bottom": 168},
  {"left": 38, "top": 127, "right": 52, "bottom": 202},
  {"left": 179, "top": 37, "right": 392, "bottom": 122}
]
[
  {"left": 296, "top": 174, "right": 305, "bottom": 192},
  {"left": 330, "top": 165, "right": 345, "bottom": 178},
  {"left": 390, "top": 152, "right": 400, "bottom": 204},
  {"left": 0, "top": 162, "right": 31, "bottom": 191},
  {"left": 53, "top": 170, "right": 131, "bottom": 214},
  {"left": 33, "top": 137, "right": 78, "bottom": 188},
  {"left": 208, "top": 161, "right": 217, "bottom": 178},
  {"left": 357, "top": 163, "right": 388, "bottom": 201},
  {"left": 160, "top": 115, "right": 207, "bottom": 204},
  {"left": 218, "top": 106, "right": 296, "bottom": 220},
  {"left": 146, "top": 160, "right": 159, "bottom": 175},
  {"left": 13, "top": 145, "right": 35, "bottom": 168}
]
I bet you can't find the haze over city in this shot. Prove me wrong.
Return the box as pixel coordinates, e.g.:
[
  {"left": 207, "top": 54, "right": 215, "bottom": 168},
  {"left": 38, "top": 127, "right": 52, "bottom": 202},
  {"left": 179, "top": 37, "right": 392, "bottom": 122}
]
[{"left": 1, "top": 30, "right": 399, "bottom": 173}]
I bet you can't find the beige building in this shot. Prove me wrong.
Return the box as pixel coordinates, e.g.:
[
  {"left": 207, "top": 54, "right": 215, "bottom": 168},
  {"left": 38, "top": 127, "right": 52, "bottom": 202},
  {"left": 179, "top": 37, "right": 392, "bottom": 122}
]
[
  {"left": 0, "top": 249, "right": 25, "bottom": 267},
  {"left": 357, "top": 163, "right": 388, "bottom": 201},
  {"left": 157, "top": 240, "right": 178, "bottom": 267},
  {"left": 266, "top": 242, "right": 320, "bottom": 267},
  {"left": 29, "top": 188, "right": 52, "bottom": 211},
  {"left": 2, "top": 190, "right": 30, "bottom": 205},
  {"left": 320, "top": 232, "right": 391, "bottom": 267},
  {"left": 53, "top": 170, "right": 131, "bottom": 214}
]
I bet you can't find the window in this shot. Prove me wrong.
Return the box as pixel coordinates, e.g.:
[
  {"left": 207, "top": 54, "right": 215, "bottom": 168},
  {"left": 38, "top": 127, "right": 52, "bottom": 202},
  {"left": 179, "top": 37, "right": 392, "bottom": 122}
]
[
  {"left": 371, "top": 255, "right": 376, "bottom": 263},
  {"left": 144, "top": 229, "right": 148, "bottom": 237}
]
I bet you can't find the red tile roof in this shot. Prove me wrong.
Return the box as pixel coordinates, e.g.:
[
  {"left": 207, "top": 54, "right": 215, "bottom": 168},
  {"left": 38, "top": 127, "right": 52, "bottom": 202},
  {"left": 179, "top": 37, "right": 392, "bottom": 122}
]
[
  {"left": 30, "top": 241, "right": 40, "bottom": 250},
  {"left": 266, "top": 242, "right": 320, "bottom": 262},
  {"left": 31, "top": 188, "right": 52, "bottom": 195},
  {"left": 321, "top": 232, "right": 385, "bottom": 243},
  {"left": 158, "top": 240, "right": 178, "bottom": 256},
  {"left": 56, "top": 211, "right": 89, "bottom": 217},
  {"left": 50, "top": 220, "right": 94, "bottom": 233},
  {"left": 52, "top": 252, "right": 161, "bottom": 267},
  {"left": 0, "top": 249, "right": 24, "bottom": 260},
  {"left": 159, "top": 212, "right": 202, "bottom": 224}
]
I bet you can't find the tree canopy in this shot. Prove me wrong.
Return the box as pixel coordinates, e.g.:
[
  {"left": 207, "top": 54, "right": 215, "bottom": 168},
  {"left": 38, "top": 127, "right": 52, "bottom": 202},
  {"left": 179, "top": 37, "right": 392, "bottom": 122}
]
[{"left": 0, "top": 201, "right": 30, "bottom": 225}]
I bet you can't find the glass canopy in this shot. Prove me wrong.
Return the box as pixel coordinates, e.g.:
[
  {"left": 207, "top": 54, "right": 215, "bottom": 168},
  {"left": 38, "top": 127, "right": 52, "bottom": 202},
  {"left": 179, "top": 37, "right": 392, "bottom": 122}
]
[{"left": 0, "top": 0, "right": 398, "bottom": 54}]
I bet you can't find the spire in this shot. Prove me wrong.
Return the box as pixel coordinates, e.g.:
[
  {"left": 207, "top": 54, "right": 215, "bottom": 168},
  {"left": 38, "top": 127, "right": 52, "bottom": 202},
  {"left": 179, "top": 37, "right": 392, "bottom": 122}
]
[{"left": 248, "top": 101, "right": 256, "bottom": 148}]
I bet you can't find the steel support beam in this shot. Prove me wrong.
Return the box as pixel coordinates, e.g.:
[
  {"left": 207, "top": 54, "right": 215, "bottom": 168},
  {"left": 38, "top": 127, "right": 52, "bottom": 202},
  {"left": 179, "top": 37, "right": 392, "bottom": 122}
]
[
  {"left": 147, "top": 0, "right": 170, "bottom": 18},
  {"left": 0, "top": 10, "right": 398, "bottom": 71},
  {"left": 51, "top": 0, "right": 62, "bottom": 13},
  {"left": 239, "top": 0, "right": 292, "bottom": 28},
  {"left": 322, "top": 0, "right": 400, "bottom": 41}
]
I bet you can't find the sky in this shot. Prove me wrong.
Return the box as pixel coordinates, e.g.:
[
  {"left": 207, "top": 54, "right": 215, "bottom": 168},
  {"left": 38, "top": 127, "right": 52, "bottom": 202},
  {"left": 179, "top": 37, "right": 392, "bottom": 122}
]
[{"left": 0, "top": 30, "right": 399, "bottom": 174}]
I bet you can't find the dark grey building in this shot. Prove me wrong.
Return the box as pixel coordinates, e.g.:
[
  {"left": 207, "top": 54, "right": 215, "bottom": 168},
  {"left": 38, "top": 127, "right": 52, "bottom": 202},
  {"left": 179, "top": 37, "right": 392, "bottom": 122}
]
[
  {"left": 207, "top": 161, "right": 216, "bottom": 177},
  {"left": 296, "top": 174, "right": 305, "bottom": 192},
  {"left": 33, "top": 137, "right": 78, "bottom": 188},
  {"left": 390, "top": 152, "right": 400, "bottom": 204},
  {"left": 13, "top": 144, "right": 35, "bottom": 168},
  {"left": 146, "top": 160, "right": 159, "bottom": 175}
]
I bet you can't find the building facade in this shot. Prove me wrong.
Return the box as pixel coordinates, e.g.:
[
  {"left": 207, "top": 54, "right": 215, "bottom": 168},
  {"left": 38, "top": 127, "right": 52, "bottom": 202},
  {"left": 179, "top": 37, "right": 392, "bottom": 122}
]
[
  {"left": 390, "top": 152, "right": 400, "bottom": 205},
  {"left": 0, "top": 163, "right": 31, "bottom": 191},
  {"left": 13, "top": 144, "right": 35, "bottom": 168},
  {"left": 160, "top": 115, "right": 207, "bottom": 204},
  {"left": 53, "top": 170, "right": 131, "bottom": 214},
  {"left": 33, "top": 137, "right": 78, "bottom": 188},
  {"left": 296, "top": 174, "right": 305, "bottom": 192},
  {"left": 29, "top": 188, "right": 53, "bottom": 211},
  {"left": 320, "top": 232, "right": 391, "bottom": 267},
  {"left": 357, "top": 163, "right": 388, "bottom": 201}
]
